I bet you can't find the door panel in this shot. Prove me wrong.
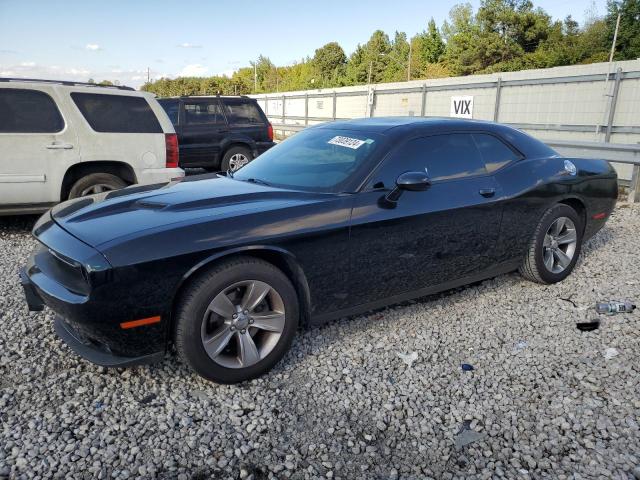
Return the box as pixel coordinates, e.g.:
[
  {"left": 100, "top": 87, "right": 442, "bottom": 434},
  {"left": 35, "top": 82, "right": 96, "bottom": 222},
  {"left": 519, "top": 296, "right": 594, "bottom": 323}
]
[
  {"left": 347, "top": 133, "right": 505, "bottom": 306},
  {"left": 349, "top": 178, "right": 503, "bottom": 305},
  {"left": 179, "top": 98, "right": 228, "bottom": 169},
  {"left": 0, "top": 87, "right": 78, "bottom": 205}
]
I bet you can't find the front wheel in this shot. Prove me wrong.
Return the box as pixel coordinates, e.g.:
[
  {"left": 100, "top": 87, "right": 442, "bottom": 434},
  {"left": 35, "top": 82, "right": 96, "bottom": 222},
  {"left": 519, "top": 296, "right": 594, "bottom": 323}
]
[
  {"left": 174, "top": 257, "right": 299, "bottom": 383},
  {"left": 519, "top": 204, "right": 583, "bottom": 284}
]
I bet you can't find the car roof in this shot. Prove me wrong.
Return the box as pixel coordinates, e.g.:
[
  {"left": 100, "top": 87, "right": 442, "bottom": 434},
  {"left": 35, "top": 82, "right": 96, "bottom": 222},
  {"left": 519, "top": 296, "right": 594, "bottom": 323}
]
[
  {"left": 315, "top": 116, "right": 509, "bottom": 136},
  {"left": 159, "top": 95, "right": 254, "bottom": 100}
]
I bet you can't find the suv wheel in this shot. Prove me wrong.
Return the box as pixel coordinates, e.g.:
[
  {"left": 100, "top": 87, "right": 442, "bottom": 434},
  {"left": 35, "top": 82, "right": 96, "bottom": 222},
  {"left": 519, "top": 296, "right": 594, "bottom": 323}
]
[
  {"left": 175, "top": 257, "right": 299, "bottom": 383},
  {"left": 519, "top": 204, "right": 583, "bottom": 284},
  {"left": 68, "top": 173, "right": 127, "bottom": 199},
  {"left": 221, "top": 146, "right": 253, "bottom": 172}
]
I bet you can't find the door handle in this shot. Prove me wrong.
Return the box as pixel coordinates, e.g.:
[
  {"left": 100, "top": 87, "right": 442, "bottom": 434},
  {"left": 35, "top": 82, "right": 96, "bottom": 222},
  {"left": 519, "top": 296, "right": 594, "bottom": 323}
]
[
  {"left": 46, "top": 143, "right": 74, "bottom": 150},
  {"left": 479, "top": 188, "right": 496, "bottom": 198}
]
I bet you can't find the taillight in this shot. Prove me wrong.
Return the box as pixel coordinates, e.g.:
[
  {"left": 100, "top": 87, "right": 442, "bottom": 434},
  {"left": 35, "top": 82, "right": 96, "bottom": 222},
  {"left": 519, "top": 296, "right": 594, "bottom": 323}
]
[
  {"left": 267, "top": 123, "right": 273, "bottom": 142},
  {"left": 165, "top": 133, "right": 179, "bottom": 168}
]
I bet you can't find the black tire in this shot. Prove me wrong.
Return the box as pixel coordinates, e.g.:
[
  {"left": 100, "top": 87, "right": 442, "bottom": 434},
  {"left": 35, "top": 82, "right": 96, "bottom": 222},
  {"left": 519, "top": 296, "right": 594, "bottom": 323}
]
[
  {"left": 221, "top": 146, "right": 253, "bottom": 172},
  {"left": 175, "top": 257, "right": 299, "bottom": 384},
  {"left": 68, "top": 173, "right": 127, "bottom": 199},
  {"left": 519, "top": 204, "right": 583, "bottom": 284}
]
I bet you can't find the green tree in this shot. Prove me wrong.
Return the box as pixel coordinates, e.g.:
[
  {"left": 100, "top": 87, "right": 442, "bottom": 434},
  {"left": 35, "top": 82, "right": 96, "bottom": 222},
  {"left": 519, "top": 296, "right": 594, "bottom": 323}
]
[
  {"left": 383, "top": 31, "right": 410, "bottom": 82},
  {"left": 313, "top": 42, "right": 347, "bottom": 87}
]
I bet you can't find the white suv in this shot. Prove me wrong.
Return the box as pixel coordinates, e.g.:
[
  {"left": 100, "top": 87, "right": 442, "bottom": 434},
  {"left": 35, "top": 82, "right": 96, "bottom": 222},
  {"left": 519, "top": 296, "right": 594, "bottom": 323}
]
[{"left": 0, "top": 78, "right": 184, "bottom": 215}]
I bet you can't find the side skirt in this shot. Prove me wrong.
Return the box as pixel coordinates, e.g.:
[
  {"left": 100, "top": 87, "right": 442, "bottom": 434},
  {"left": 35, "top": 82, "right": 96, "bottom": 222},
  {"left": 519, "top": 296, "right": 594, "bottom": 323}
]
[{"left": 309, "top": 261, "right": 520, "bottom": 326}]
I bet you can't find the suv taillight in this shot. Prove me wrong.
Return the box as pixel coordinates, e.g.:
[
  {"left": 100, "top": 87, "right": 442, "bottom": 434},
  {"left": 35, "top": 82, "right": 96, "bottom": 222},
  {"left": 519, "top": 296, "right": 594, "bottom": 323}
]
[
  {"left": 267, "top": 123, "right": 273, "bottom": 142},
  {"left": 165, "top": 133, "right": 179, "bottom": 168}
]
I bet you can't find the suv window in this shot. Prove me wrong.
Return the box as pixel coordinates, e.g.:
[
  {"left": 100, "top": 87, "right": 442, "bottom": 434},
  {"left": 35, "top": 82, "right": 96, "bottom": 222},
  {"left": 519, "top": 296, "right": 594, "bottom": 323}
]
[
  {"left": 184, "top": 100, "right": 225, "bottom": 125},
  {"left": 472, "top": 133, "right": 520, "bottom": 172},
  {"left": 0, "top": 88, "right": 64, "bottom": 133},
  {"left": 222, "top": 98, "right": 264, "bottom": 125},
  {"left": 369, "top": 133, "right": 487, "bottom": 188},
  {"left": 71, "top": 93, "right": 162, "bottom": 133}
]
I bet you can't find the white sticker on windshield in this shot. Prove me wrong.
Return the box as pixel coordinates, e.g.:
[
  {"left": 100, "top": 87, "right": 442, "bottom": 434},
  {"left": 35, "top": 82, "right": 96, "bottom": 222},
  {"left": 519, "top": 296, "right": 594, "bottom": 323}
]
[{"left": 328, "top": 135, "right": 366, "bottom": 149}]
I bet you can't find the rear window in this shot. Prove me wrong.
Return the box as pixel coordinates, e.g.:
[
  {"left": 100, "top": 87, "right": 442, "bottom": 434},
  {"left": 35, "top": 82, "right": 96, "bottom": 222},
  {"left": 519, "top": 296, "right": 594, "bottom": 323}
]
[
  {"left": 222, "top": 98, "right": 264, "bottom": 125},
  {"left": 0, "top": 88, "right": 64, "bottom": 133},
  {"left": 71, "top": 93, "right": 162, "bottom": 133}
]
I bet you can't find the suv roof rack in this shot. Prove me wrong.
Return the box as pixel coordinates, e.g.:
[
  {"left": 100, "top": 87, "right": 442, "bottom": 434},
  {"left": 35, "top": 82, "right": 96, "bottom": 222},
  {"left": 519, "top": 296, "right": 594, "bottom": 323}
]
[
  {"left": 160, "top": 95, "right": 251, "bottom": 99},
  {"left": 0, "top": 77, "right": 135, "bottom": 91}
]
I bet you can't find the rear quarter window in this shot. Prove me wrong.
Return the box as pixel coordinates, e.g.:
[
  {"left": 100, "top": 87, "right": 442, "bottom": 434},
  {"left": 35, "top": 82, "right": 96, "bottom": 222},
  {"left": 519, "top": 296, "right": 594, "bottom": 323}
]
[
  {"left": 222, "top": 99, "right": 265, "bottom": 125},
  {"left": 0, "top": 88, "right": 64, "bottom": 133},
  {"left": 71, "top": 93, "right": 162, "bottom": 133},
  {"left": 472, "top": 133, "right": 521, "bottom": 172}
]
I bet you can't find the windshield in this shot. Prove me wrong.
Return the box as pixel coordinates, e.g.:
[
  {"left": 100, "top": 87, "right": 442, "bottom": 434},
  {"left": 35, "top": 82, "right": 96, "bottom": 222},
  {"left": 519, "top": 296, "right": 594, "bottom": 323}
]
[{"left": 233, "top": 128, "right": 384, "bottom": 192}]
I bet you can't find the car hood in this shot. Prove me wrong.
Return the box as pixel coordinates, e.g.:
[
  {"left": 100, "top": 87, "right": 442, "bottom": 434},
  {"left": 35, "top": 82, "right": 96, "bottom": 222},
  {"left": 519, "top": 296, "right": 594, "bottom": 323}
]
[{"left": 51, "top": 174, "right": 337, "bottom": 249}]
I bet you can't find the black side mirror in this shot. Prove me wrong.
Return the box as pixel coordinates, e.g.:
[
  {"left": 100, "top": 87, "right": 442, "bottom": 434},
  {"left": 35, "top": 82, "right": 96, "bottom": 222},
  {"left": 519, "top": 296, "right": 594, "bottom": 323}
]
[{"left": 384, "top": 171, "right": 431, "bottom": 204}]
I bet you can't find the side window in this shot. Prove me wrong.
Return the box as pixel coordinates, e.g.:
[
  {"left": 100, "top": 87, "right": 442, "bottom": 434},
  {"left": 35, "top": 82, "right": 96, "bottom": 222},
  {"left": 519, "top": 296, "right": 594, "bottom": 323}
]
[
  {"left": 222, "top": 98, "right": 264, "bottom": 125},
  {"left": 368, "top": 133, "right": 487, "bottom": 188},
  {"left": 159, "top": 100, "right": 179, "bottom": 125},
  {"left": 0, "top": 88, "right": 64, "bottom": 133},
  {"left": 472, "top": 133, "right": 521, "bottom": 172},
  {"left": 184, "top": 100, "right": 224, "bottom": 125},
  {"left": 71, "top": 93, "right": 162, "bottom": 133}
]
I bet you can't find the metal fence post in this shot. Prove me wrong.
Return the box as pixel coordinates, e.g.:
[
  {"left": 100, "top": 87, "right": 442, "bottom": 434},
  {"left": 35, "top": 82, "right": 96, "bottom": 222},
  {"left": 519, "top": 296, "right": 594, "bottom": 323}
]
[
  {"left": 368, "top": 88, "right": 376, "bottom": 118},
  {"left": 264, "top": 96, "right": 268, "bottom": 116},
  {"left": 332, "top": 91, "right": 337, "bottom": 121},
  {"left": 605, "top": 68, "right": 622, "bottom": 142},
  {"left": 304, "top": 94, "right": 309, "bottom": 126},
  {"left": 493, "top": 77, "right": 502, "bottom": 122},
  {"left": 420, "top": 84, "right": 427, "bottom": 117},
  {"left": 281, "top": 95, "right": 286, "bottom": 126},
  {"left": 630, "top": 165, "right": 640, "bottom": 203}
]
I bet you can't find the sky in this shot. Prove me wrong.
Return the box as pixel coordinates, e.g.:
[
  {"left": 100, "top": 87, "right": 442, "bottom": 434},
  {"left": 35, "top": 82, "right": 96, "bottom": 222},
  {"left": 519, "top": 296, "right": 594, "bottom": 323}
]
[{"left": 0, "top": 0, "right": 606, "bottom": 89}]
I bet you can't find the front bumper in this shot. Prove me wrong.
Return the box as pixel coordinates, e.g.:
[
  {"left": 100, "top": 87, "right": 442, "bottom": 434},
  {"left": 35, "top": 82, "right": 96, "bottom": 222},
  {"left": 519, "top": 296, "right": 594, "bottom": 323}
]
[
  {"left": 20, "top": 266, "right": 164, "bottom": 367},
  {"left": 54, "top": 315, "right": 164, "bottom": 367}
]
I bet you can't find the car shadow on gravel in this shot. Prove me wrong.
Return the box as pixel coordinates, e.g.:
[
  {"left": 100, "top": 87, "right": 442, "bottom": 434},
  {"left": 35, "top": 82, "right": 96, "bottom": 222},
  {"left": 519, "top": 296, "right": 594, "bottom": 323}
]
[{"left": 0, "top": 215, "right": 40, "bottom": 234}]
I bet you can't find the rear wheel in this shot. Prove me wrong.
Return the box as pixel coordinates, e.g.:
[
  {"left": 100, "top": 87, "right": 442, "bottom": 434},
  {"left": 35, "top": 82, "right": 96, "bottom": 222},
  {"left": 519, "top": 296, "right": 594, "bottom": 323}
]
[
  {"left": 519, "top": 204, "right": 583, "bottom": 284},
  {"left": 68, "top": 173, "right": 127, "bottom": 199},
  {"left": 221, "top": 146, "right": 253, "bottom": 172},
  {"left": 175, "top": 257, "right": 298, "bottom": 383}
]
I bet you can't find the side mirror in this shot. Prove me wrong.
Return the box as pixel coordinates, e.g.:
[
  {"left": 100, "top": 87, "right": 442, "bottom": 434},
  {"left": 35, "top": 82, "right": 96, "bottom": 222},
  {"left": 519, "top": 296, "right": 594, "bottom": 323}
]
[{"left": 384, "top": 171, "right": 431, "bottom": 204}]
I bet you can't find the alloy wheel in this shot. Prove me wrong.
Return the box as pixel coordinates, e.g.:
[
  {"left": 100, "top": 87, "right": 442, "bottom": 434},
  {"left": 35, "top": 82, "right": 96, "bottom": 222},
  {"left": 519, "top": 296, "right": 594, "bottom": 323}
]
[
  {"left": 542, "top": 216, "right": 577, "bottom": 274},
  {"left": 200, "top": 280, "right": 286, "bottom": 368},
  {"left": 228, "top": 153, "right": 249, "bottom": 171},
  {"left": 80, "top": 184, "right": 117, "bottom": 196}
]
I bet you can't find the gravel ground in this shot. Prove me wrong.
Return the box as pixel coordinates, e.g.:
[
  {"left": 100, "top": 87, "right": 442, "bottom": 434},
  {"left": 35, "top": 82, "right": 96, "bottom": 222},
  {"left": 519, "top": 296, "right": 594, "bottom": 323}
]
[{"left": 1, "top": 205, "right": 639, "bottom": 480}]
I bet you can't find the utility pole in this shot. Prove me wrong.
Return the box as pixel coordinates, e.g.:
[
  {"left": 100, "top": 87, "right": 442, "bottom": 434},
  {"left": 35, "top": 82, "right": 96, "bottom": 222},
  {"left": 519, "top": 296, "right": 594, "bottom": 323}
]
[
  {"left": 407, "top": 42, "right": 412, "bottom": 82},
  {"left": 367, "top": 61, "right": 373, "bottom": 85},
  {"left": 147, "top": 67, "right": 150, "bottom": 83},
  {"left": 254, "top": 62, "right": 258, "bottom": 93},
  {"left": 609, "top": 13, "right": 621, "bottom": 63}
]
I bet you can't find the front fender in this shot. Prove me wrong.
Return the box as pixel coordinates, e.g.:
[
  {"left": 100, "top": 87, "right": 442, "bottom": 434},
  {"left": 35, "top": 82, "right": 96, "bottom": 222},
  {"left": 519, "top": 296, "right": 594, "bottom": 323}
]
[{"left": 167, "top": 245, "right": 312, "bottom": 337}]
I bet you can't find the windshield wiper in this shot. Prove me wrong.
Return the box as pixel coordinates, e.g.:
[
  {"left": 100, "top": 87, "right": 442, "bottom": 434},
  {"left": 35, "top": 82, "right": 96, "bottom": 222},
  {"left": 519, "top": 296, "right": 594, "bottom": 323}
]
[
  {"left": 226, "top": 168, "right": 234, "bottom": 178},
  {"left": 244, "top": 178, "right": 271, "bottom": 187}
]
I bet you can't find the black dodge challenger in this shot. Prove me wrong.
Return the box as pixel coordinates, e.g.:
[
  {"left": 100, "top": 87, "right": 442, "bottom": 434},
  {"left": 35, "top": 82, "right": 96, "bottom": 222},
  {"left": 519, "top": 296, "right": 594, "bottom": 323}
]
[{"left": 21, "top": 118, "right": 617, "bottom": 383}]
